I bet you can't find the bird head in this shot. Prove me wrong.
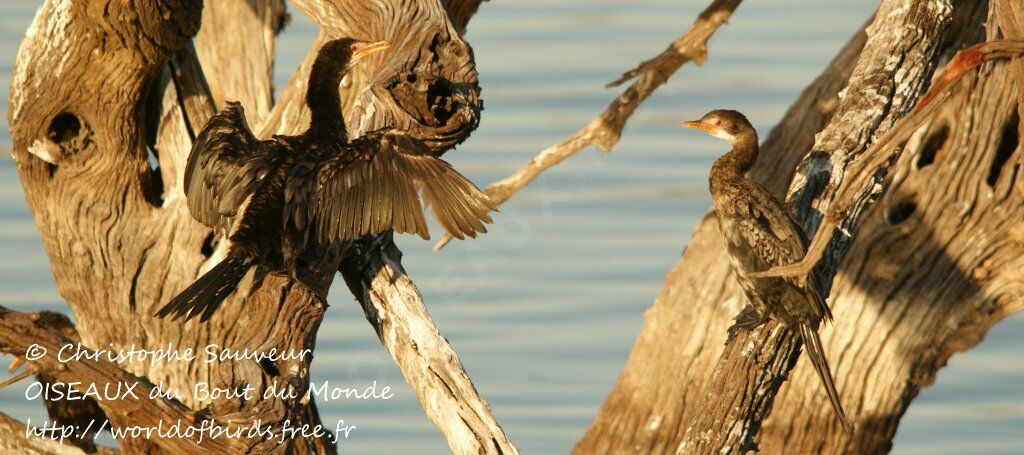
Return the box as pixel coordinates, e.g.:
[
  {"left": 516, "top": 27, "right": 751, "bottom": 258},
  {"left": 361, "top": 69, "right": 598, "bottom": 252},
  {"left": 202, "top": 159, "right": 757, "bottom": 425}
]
[
  {"left": 316, "top": 38, "right": 391, "bottom": 74},
  {"left": 682, "top": 109, "right": 754, "bottom": 145}
]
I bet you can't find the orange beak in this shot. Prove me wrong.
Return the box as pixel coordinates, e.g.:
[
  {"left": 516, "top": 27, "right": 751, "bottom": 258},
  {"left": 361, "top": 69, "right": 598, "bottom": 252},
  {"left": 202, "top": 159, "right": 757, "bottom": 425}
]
[
  {"left": 352, "top": 41, "right": 390, "bottom": 62},
  {"left": 682, "top": 120, "right": 713, "bottom": 132}
]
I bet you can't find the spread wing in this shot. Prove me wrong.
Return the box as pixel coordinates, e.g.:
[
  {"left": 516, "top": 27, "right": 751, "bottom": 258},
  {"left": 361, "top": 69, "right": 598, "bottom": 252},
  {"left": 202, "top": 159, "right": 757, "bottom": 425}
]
[
  {"left": 183, "top": 101, "right": 286, "bottom": 230},
  {"left": 735, "top": 188, "right": 832, "bottom": 322},
  {"left": 304, "top": 130, "right": 496, "bottom": 244}
]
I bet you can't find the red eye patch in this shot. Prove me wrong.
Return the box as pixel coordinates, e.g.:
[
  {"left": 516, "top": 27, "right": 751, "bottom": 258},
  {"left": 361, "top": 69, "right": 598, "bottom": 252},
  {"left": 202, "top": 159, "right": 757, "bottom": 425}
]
[
  {"left": 714, "top": 119, "right": 721, "bottom": 126},
  {"left": 350, "top": 44, "right": 359, "bottom": 52}
]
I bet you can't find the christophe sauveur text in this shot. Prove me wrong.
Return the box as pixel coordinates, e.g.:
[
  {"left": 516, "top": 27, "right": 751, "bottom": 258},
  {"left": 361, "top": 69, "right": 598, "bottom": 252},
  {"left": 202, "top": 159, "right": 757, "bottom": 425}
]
[{"left": 21, "top": 342, "right": 395, "bottom": 444}]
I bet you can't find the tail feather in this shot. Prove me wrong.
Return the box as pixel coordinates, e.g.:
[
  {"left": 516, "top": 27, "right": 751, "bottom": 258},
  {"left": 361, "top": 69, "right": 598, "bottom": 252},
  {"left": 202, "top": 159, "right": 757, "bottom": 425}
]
[
  {"left": 155, "top": 254, "right": 252, "bottom": 323},
  {"left": 798, "top": 323, "right": 851, "bottom": 431}
]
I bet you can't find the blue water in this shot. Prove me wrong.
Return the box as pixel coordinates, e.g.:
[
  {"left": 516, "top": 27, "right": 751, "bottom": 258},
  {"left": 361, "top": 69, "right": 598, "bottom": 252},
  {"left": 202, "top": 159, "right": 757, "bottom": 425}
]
[{"left": 1, "top": 1, "right": 1022, "bottom": 453}]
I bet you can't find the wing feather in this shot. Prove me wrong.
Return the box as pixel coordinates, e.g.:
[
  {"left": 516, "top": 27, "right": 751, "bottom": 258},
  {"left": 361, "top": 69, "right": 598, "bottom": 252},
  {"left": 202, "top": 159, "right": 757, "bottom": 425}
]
[
  {"left": 183, "top": 101, "right": 286, "bottom": 230},
  {"left": 735, "top": 190, "right": 831, "bottom": 321},
  {"left": 307, "top": 130, "right": 496, "bottom": 244}
]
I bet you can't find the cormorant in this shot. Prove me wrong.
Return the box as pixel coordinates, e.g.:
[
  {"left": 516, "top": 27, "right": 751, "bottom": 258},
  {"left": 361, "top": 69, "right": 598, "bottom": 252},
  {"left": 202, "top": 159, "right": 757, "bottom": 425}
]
[
  {"left": 683, "top": 109, "right": 850, "bottom": 430},
  {"left": 156, "top": 38, "right": 496, "bottom": 322}
]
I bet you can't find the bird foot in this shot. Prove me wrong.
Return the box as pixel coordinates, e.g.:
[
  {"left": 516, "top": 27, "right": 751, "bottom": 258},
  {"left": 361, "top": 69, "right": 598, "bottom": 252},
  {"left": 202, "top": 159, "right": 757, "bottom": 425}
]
[{"left": 726, "top": 305, "right": 766, "bottom": 344}]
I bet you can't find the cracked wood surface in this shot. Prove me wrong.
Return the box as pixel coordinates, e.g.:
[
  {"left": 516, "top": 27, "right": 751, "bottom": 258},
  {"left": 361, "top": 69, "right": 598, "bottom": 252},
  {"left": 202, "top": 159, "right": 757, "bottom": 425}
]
[
  {"left": 579, "top": 0, "right": 1023, "bottom": 453},
  {"left": 4, "top": 0, "right": 510, "bottom": 453},
  {"left": 266, "top": 1, "right": 516, "bottom": 452},
  {"left": 675, "top": 0, "right": 957, "bottom": 451}
]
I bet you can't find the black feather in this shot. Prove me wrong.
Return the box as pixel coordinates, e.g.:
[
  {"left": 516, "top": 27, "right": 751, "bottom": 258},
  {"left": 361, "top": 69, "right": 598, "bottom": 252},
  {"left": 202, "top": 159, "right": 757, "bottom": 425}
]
[
  {"left": 155, "top": 254, "right": 252, "bottom": 323},
  {"left": 799, "top": 323, "right": 851, "bottom": 430}
]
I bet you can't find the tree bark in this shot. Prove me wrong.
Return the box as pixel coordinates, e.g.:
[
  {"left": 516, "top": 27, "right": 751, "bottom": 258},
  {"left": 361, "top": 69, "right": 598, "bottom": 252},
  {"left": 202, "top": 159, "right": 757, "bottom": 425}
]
[
  {"left": 4, "top": 0, "right": 509, "bottom": 453},
  {"left": 676, "top": 0, "right": 957, "bottom": 450},
  {"left": 578, "top": 0, "right": 1024, "bottom": 453},
  {"left": 574, "top": 18, "right": 869, "bottom": 454}
]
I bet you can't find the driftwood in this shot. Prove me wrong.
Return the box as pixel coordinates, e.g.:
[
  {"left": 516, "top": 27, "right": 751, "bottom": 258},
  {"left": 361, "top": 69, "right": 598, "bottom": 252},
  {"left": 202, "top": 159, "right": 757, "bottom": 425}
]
[
  {"left": 675, "top": 0, "right": 958, "bottom": 450},
  {"left": 4, "top": 0, "right": 1022, "bottom": 453},
  {"left": 0, "top": 412, "right": 116, "bottom": 455},
  {"left": 578, "top": 0, "right": 1024, "bottom": 453},
  {"left": 3, "top": 0, "right": 512, "bottom": 454},
  {"left": 433, "top": 0, "right": 743, "bottom": 251}
]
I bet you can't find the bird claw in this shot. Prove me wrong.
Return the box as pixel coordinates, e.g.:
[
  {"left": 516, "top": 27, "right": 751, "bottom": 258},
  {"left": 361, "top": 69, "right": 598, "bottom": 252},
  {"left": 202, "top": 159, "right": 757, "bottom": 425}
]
[{"left": 726, "top": 305, "right": 765, "bottom": 344}]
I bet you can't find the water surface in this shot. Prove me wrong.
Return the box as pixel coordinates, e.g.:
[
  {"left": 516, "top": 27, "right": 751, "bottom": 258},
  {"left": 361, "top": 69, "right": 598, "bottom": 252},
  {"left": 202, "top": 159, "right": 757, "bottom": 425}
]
[{"left": 0, "top": 1, "right": 1021, "bottom": 453}]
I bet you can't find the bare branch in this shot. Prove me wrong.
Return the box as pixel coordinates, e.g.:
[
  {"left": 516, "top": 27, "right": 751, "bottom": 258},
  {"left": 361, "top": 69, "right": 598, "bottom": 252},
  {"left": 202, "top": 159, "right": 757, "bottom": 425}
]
[
  {"left": 340, "top": 237, "right": 517, "bottom": 454},
  {"left": 433, "top": 0, "right": 743, "bottom": 251},
  {"left": 677, "top": 323, "right": 800, "bottom": 453},
  {"left": 194, "top": 0, "right": 287, "bottom": 124}
]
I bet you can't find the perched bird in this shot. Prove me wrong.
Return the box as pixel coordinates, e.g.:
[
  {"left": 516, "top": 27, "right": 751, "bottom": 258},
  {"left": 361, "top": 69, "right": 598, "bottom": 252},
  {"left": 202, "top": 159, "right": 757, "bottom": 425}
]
[
  {"left": 155, "top": 38, "right": 496, "bottom": 322},
  {"left": 683, "top": 109, "right": 849, "bottom": 430}
]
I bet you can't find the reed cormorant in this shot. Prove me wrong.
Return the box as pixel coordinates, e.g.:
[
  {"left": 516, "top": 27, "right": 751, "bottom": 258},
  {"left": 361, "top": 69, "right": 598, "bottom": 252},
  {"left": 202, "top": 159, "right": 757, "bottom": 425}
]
[
  {"left": 683, "top": 109, "right": 850, "bottom": 430},
  {"left": 156, "top": 38, "right": 496, "bottom": 322}
]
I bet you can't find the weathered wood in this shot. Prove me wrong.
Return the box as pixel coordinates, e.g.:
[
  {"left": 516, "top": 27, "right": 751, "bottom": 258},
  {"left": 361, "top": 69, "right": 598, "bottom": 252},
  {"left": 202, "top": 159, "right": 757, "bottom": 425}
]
[
  {"left": 760, "top": 4, "right": 1023, "bottom": 452},
  {"left": 261, "top": 2, "right": 516, "bottom": 453},
  {"left": 674, "top": 0, "right": 956, "bottom": 451},
  {"left": 5, "top": 0, "right": 504, "bottom": 453},
  {"left": 31, "top": 312, "right": 107, "bottom": 452},
  {"left": 286, "top": 0, "right": 481, "bottom": 153},
  {"left": 573, "top": 16, "right": 871, "bottom": 455},
  {"left": 340, "top": 237, "right": 517, "bottom": 455},
  {"left": 0, "top": 306, "right": 234, "bottom": 453},
  {"left": 444, "top": 0, "right": 488, "bottom": 34},
  {"left": 579, "top": 0, "right": 1024, "bottom": 453},
  {"left": 434, "top": 0, "right": 743, "bottom": 251},
  {"left": 994, "top": 0, "right": 1024, "bottom": 122},
  {"left": 194, "top": 0, "right": 287, "bottom": 125},
  {"left": 10, "top": 1, "right": 211, "bottom": 452},
  {"left": 261, "top": 0, "right": 484, "bottom": 138},
  {"left": 0, "top": 412, "right": 116, "bottom": 455}
]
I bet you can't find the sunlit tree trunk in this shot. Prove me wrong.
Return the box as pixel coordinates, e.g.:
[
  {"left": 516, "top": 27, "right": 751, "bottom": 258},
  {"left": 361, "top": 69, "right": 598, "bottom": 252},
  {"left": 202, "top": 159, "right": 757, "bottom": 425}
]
[
  {"left": 577, "top": 0, "right": 1024, "bottom": 453},
  {"left": 2, "top": 0, "right": 515, "bottom": 453}
]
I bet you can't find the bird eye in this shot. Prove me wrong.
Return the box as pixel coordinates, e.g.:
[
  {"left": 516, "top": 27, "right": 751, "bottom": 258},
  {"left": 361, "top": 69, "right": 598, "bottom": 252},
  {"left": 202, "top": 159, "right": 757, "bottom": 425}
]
[
  {"left": 350, "top": 44, "right": 359, "bottom": 52},
  {"left": 714, "top": 119, "right": 721, "bottom": 126}
]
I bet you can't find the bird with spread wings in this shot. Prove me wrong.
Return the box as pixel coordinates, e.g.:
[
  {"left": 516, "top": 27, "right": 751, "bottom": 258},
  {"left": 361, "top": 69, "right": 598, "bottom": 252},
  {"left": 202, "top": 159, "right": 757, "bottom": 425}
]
[{"left": 155, "top": 38, "right": 495, "bottom": 322}]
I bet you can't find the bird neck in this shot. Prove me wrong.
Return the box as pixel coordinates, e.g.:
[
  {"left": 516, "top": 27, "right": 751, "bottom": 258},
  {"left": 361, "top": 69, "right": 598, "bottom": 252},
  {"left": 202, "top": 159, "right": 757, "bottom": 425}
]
[
  {"left": 306, "top": 61, "right": 349, "bottom": 142},
  {"left": 712, "top": 131, "right": 759, "bottom": 178}
]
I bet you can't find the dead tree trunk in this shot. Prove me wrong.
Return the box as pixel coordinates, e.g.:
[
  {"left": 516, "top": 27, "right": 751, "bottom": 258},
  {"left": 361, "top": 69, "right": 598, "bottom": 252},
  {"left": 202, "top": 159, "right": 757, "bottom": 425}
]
[
  {"left": 577, "top": 0, "right": 1023, "bottom": 453},
  {"left": 3, "top": 0, "right": 512, "bottom": 454}
]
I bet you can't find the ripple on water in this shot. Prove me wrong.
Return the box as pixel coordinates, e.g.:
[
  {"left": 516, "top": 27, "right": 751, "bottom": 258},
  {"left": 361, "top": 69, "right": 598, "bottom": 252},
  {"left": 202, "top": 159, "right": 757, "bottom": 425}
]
[{"left": 1, "top": 1, "right": 1021, "bottom": 453}]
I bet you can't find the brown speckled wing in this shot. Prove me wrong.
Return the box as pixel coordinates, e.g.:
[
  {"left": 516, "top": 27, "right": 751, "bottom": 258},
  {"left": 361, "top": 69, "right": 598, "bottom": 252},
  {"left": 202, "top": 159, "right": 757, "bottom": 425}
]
[{"left": 735, "top": 187, "right": 832, "bottom": 321}]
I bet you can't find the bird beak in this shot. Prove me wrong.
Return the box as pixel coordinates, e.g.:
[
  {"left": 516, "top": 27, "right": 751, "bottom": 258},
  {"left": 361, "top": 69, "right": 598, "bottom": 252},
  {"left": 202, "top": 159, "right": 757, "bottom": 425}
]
[
  {"left": 352, "top": 41, "right": 391, "bottom": 62},
  {"left": 682, "top": 120, "right": 711, "bottom": 132}
]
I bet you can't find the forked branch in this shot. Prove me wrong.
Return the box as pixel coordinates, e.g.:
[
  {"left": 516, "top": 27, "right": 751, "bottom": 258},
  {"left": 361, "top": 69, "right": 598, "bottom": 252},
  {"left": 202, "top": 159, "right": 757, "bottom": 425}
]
[{"left": 433, "top": 0, "right": 743, "bottom": 251}]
